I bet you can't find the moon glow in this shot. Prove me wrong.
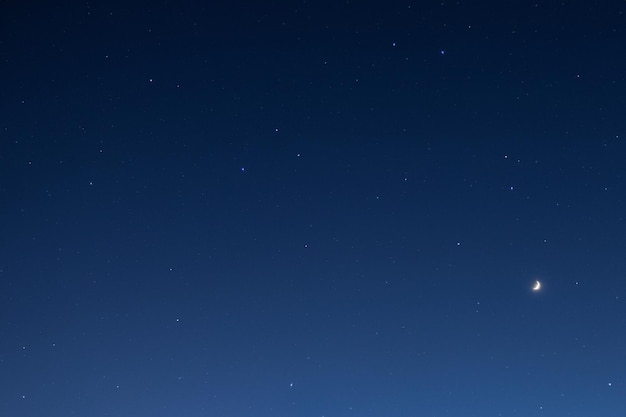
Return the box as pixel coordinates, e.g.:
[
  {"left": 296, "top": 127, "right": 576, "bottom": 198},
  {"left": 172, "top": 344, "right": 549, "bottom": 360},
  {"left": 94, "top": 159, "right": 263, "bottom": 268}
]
[{"left": 532, "top": 280, "right": 541, "bottom": 291}]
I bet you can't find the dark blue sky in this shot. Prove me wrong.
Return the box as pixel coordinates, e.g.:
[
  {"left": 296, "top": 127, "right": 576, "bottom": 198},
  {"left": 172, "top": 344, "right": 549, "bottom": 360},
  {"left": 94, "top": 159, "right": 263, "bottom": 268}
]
[{"left": 1, "top": 1, "right": 625, "bottom": 416}]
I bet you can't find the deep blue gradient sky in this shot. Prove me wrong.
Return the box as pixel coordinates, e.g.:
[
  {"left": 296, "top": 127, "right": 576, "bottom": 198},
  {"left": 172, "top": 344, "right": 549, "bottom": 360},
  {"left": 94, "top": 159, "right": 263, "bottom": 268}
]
[{"left": 1, "top": 1, "right": 626, "bottom": 416}]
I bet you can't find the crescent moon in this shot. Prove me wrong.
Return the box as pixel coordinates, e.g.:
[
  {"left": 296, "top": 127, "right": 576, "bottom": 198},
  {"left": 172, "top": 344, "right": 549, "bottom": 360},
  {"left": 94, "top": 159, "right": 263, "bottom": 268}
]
[{"left": 532, "top": 280, "right": 541, "bottom": 291}]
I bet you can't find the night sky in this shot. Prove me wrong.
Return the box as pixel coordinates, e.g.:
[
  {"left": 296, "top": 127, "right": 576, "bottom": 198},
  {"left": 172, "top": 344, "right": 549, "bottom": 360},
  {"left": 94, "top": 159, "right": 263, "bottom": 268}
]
[{"left": 2, "top": 1, "right": 626, "bottom": 416}]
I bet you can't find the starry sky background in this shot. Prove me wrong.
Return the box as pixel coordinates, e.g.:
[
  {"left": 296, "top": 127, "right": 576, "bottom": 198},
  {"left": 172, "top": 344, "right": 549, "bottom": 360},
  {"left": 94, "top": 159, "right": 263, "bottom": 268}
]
[{"left": 1, "top": 1, "right": 626, "bottom": 416}]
